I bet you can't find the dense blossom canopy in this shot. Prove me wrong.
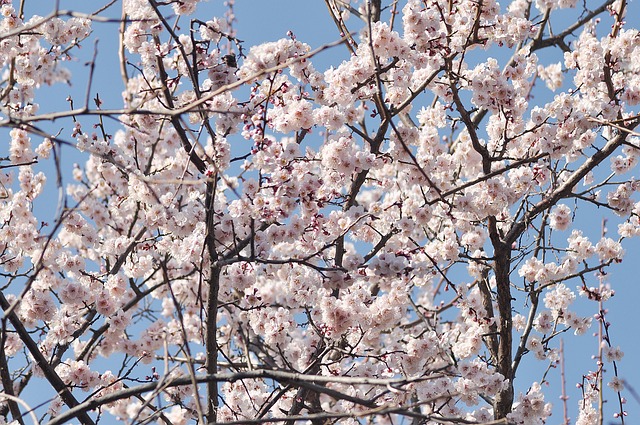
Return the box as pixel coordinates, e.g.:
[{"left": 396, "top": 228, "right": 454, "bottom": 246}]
[{"left": 1, "top": 0, "right": 639, "bottom": 424}]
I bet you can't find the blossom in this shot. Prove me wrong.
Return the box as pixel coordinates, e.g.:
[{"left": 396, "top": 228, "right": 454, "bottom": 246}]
[
  {"left": 595, "top": 238, "right": 624, "bottom": 262},
  {"left": 567, "top": 230, "right": 596, "bottom": 260},
  {"left": 538, "top": 62, "right": 564, "bottom": 90},
  {"left": 9, "top": 128, "right": 36, "bottom": 164},
  {"left": 507, "top": 382, "right": 552, "bottom": 424},
  {"left": 549, "top": 204, "right": 572, "bottom": 231},
  {"left": 544, "top": 284, "right": 576, "bottom": 316},
  {"left": 608, "top": 376, "right": 624, "bottom": 392},
  {"left": 603, "top": 344, "right": 624, "bottom": 362}
]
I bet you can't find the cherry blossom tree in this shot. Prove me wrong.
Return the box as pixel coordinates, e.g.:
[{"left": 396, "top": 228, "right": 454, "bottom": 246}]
[{"left": 1, "top": 0, "right": 639, "bottom": 424}]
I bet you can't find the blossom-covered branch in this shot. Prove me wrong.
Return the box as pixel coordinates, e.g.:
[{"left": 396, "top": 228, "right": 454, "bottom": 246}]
[{"left": 1, "top": 0, "right": 639, "bottom": 424}]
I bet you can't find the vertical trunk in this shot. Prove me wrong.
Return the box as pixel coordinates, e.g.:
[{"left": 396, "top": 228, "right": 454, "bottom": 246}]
[
  {"left": 206, "top": 265, "right": 220, "bottom": 423},
  {"left": 205, "top": 179, "right": 220, "bottom": 423},
  {"left": 493, "top": 241, "right": 514, "bottom": 419}
]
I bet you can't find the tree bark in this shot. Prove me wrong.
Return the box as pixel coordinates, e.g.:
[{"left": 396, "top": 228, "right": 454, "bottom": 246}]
[{"left": 492, "top": 235, "right": 514, "bottom": 419}]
